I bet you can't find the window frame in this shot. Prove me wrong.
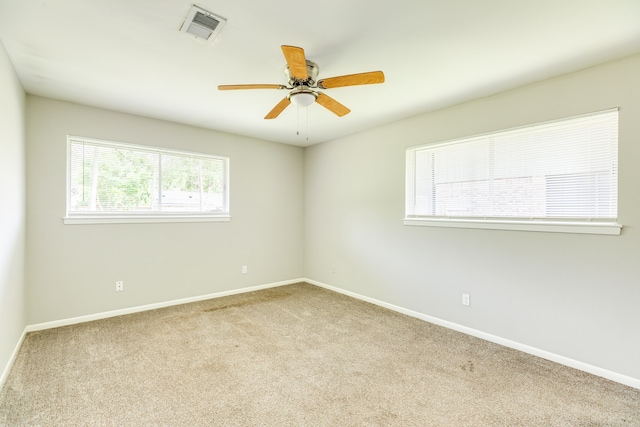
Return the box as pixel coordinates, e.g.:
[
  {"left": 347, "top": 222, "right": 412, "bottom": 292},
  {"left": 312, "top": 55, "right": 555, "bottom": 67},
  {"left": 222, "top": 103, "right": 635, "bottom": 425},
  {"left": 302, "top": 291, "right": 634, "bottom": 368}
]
[
  {"left": 404, "top": 109, "right": 622, "bottom": 235},
  {"left": 64, "top": 136, "right": 230, "bottom": 225}
]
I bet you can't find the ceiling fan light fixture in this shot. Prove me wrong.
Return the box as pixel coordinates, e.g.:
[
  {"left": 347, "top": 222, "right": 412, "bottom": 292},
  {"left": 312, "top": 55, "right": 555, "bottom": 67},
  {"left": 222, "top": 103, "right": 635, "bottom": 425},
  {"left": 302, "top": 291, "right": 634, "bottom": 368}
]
[
  {"left": 218, "top": 45, "right": 385, "bottom": 119},
  {"left": 289, "top": 91, "right": 317, "bottom": 107}
]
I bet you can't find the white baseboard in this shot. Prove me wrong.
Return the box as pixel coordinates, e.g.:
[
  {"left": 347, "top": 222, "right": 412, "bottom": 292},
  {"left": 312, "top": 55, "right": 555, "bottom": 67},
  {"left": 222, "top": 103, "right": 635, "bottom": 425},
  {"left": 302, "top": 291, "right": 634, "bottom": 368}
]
[
  {"left": 9, "top": 277, "right": 639, "bottom": 392},
  {"left": 305, "top": 278, "right": 640, "bottom": 391},
  {"left": 26, "top": 278, "right": 304, "bottom": 332},
  {"left": 2, "top": 279, "right": 303, "bottom": 389},
  {"left": 0, "top": 329, "right": 27, "bottom": 391}
]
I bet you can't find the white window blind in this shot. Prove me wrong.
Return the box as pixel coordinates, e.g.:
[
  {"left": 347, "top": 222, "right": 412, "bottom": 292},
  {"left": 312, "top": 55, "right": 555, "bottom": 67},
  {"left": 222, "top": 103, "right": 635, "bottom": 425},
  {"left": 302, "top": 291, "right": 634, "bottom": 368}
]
[
  {"left": 67, "top": 136, "right": 229, "bottom": 220},
  {"left": 405, "top": 109, "right": 619, "bottom": 231}
]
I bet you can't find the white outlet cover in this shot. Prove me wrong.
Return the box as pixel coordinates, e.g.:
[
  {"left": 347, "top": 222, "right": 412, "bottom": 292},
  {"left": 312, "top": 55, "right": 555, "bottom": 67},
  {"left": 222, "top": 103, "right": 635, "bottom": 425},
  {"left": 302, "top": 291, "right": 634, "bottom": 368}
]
[{"left": 462, "top": 293, "right": 470, "bottom": 306}]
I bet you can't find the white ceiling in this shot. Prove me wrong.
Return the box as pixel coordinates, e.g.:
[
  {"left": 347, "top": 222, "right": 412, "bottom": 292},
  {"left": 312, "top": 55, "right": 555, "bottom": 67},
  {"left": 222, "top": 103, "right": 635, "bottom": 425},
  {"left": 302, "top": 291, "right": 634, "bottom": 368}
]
[{"left": 1, "top": 1, "right": 639, "bottom": 147}]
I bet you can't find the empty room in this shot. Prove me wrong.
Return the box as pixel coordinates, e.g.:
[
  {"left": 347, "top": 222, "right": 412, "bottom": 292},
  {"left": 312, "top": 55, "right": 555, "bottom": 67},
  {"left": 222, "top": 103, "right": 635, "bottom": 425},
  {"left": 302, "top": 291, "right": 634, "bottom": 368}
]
[{"left": 1, "top": 0, "right": 640, "bottom": 425}]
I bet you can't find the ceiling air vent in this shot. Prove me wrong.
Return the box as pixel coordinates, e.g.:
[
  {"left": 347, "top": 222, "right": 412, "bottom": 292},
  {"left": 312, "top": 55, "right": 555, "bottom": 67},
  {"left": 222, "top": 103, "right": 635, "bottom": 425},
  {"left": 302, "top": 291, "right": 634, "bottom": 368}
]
[{"left": 180, "top": 5, "right": 227, "bottom": 42}]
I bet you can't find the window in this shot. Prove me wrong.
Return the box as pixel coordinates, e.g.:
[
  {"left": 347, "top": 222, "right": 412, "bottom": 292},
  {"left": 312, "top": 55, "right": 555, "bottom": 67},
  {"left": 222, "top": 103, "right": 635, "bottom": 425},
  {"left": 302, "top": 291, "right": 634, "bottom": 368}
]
[
  {"left": 65, "top": 136, "right": 229, "bottom": 224},
  {"left": 405, "top": 109, "right": 621, "bottom": 235}
]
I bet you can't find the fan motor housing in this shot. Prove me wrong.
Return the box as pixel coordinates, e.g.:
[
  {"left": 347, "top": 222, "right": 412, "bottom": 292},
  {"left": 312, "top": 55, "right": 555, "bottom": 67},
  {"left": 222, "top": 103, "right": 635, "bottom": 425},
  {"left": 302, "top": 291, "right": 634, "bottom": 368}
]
[{"left": 285, "top": 60, "right": 319, "bottom": 86}]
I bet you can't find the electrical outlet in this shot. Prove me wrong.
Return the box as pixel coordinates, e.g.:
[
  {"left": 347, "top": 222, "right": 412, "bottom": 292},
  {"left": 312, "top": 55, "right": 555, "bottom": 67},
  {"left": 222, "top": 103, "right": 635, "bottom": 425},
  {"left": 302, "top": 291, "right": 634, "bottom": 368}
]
[
  {"left": 462, "top": 293, "right": 470, "bottom": 306},
  {"left": 331, "top": 265, "right": 336, "bottom": 274},
  {"left": 115, "top": 281, "right": 124, "bottom": 292},
  {"left": 242, "top": 266, "right": 247, "bottom": 274}
]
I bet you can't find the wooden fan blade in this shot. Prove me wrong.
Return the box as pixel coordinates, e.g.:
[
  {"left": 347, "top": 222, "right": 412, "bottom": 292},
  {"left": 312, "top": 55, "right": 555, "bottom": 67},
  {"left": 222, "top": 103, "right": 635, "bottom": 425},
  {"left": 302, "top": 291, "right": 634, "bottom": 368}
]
[
  {"left": 315, "top": 93, "right": 350, "bottom": 117},
  {"left": 317, "top": 71, "right": 385, "bottom": 89},
  {"left": 265, "top": 97, "right": 291, "bottom": 119},
  {"left": 218, "top": 84, "right": 286, "bottom": 90},
  {"left": 281, "top": 45, "right": 308, "bottom": 80}
]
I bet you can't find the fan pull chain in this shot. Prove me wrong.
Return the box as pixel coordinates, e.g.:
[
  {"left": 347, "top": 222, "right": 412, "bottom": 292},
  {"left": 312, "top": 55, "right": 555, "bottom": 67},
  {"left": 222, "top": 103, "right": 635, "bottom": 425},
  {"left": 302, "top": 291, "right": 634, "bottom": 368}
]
[{"left": 295, "top": 104, "right": 310, "bottom": 141}]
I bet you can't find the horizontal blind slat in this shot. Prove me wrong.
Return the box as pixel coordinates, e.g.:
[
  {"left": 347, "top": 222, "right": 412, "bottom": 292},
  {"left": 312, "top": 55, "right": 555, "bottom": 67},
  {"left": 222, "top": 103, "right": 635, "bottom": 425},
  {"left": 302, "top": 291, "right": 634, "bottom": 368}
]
[{"left": 405, "top": 109, "right": 618, "bottom": 221}]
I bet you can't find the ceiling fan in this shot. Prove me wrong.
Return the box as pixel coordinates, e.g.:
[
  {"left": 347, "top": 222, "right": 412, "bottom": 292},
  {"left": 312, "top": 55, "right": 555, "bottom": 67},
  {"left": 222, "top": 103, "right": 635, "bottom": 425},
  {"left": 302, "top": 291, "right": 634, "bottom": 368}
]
[{"left": 218, "top": 45, "right": 385, "bottom": 119}]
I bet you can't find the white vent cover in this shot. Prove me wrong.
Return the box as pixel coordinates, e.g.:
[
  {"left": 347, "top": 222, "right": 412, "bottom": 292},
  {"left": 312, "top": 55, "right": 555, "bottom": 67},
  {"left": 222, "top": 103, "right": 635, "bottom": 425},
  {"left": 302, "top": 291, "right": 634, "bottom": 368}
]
[{"left": 180, "top": 5, "right": 227, "bottom": 42}]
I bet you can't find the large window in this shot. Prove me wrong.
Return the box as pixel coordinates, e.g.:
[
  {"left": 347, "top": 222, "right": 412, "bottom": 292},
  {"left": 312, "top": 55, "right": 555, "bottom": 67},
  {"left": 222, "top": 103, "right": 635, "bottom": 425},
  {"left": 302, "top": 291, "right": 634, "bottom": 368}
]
[
  {"left": 405, "top": 109, "right": 620, "bottom": 235},
  {"left": 66, "top": 136, "right": 229, "bottom": 224}
]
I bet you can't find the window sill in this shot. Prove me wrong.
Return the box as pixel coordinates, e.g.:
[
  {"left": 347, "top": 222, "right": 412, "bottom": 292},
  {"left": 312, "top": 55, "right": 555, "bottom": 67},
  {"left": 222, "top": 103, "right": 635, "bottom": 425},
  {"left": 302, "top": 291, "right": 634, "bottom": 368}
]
[
  {"left": 63, "top": 215, "right": 231, "bottom": 225},
  {"left": 403, "top": 218, "right": 622, "bottom": 235}
]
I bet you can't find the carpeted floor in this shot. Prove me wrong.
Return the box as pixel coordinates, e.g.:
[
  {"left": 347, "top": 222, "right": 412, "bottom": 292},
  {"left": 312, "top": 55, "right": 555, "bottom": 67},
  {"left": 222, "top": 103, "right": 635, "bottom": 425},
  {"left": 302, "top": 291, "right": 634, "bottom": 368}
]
[{"left": 1, "top": 282, "right": 639, "bottom": 426}]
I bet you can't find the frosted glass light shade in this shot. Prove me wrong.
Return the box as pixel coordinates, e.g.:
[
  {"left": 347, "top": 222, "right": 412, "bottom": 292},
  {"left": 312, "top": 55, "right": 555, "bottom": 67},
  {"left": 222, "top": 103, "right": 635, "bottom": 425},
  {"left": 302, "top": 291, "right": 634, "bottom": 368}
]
[{"left": 290, "top": 92, "right": 316, "bottom": 107}]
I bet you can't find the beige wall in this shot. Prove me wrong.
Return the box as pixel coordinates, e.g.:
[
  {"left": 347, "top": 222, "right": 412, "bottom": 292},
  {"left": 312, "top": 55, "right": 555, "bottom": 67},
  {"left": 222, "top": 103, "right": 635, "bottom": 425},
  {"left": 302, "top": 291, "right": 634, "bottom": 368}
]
[
  {"left": 9, "top": 52, "right": 640, "bottom": 385},
  {"left": 26, "top": 97, "right": 304, "bottom": 324},
  {"left": 0, "top": 41, "right": 26, "bottom": 379},
  {"left": 304, "top": 54, "right": 640, "bottom": 380}
]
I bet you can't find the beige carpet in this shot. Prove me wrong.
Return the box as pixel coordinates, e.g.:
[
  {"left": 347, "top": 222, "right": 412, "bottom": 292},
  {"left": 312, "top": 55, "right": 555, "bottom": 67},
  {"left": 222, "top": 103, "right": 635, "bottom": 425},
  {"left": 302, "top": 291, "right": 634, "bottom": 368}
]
[{"left": 1, "top": 282, "right": 639, "bottom": 426}]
